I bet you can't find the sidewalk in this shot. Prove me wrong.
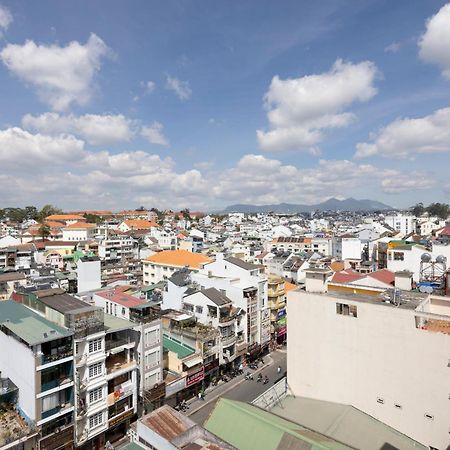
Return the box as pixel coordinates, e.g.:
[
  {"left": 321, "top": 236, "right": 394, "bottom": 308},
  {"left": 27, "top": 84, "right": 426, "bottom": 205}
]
[{"left": 186, "top": 354, "right": 274, "bottom": 417}]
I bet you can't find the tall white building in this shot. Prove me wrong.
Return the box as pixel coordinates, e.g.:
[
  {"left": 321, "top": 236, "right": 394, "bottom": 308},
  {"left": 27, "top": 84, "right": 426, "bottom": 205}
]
[
  {"left": 287, "top": 269, "right": 450, "bottom": 449},
  {"left": 384, "top": 214, "right": 416, "bottom": 237}
]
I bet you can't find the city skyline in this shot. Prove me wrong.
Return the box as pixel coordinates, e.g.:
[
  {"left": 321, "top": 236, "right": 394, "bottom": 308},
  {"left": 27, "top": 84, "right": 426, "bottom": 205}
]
[{"left": 1, "top": 1, "right": 450, "bottom": 210}]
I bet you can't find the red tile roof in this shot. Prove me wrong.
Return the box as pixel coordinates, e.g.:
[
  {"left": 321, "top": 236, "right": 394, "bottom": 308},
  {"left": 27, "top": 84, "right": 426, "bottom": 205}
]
[
  {"left": 367, "top": 269, "right": 395, "bottom": 285},
  {"left": 96, "top": 289, "right": 146, "bottom": 308}
]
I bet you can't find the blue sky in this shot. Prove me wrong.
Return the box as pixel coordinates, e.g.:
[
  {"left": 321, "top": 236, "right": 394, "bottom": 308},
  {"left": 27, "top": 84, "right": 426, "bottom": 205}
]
[{"left": 0, "top": 0, "right": 450, "bottom": 210}]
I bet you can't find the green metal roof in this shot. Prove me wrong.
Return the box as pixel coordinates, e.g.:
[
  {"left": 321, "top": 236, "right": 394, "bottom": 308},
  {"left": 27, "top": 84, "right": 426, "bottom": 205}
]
[
  {"left": 119, "top": 443, "right": 146, "bottom": 450},
  {"left": 163, "top": 335, "right": 195, "bottom": 359},
  {"left": 204, "top": 398, "right": 352, "bottom": 450},
  {"left": 0, "top": 301, "right": 72, "bottom": 346},
  {"left": 104, "top": 313, "right": 134, "bottom": 333}
]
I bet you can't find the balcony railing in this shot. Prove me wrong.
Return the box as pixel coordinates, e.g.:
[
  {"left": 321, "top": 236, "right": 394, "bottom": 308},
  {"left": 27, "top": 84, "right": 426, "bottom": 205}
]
[
  {"left": 41, "top": 375, "right": 72, "bottom": 393},
  {"left": 221, "top": 335, "right": 236, "bottom": 347},
  {"left": 41, "top": 349, "right": 73, "bottom": 365},
  {"left": 41, "top": 403, "right": 72, "bottom": 420},
  {"left": 106, "top": 360, "right": 135, "bottom": 375},
  {"left": 105, "top": 338, "right": 132, "bottom": 351}
]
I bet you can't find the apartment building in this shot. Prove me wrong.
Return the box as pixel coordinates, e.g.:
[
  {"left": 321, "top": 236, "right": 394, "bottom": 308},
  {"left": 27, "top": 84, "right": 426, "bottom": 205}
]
[
  {"left": 98, "top": 235, "right": 137, "bottom": 263},
  {"left": 17, "top": 289, "right": 139, "bottom": 448},
  {"left": 386, "top": 242, "right": 426, "bottom": 281},
  {"left": 267, "top": 276, "right": 286, "bottom": 345},
  {"left": 384, "top": 214, "right": 416, "bottom": 237},
  {"left": 92, "top": 288, "right": 163, "bottom": 407},
  {"left": 142, "top": 249, "right": 211, "bottom": 284},
  {"left": 194, "top": 254, "right": 271, "bottom": 355},
  {"left": 332, "top": 234, "right": 362, "bottom": 261},
  {"left": 0, "top": 301, "right": 75, "bottom": 450},
  {"left": 0, "top": 271, "right": 27, "bottom": 300},
  {"left": 183, "top": 288, "right": 243, "bottom": 365},
  {"left": 287, "top": 268, "right": 450, "bottom": 449}
]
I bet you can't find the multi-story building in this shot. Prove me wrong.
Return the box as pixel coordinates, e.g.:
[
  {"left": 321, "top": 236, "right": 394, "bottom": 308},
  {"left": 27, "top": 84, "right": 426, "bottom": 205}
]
[
  {"left": 0, "top": 271, "right": 27, "bottom": 300},
  {"left": 288, "top": 268, "right": 450, "bottom": 449},
  {"left": 15, "top": 289, "right": 139, "bottom": 448},
  {"left": 0, "top": 300, "right": 75, "bottom": 450},
  {"left": 98, "top": 235, "right": 137, "bottom": 263},
  {"left": 194, "top": 254, "right": 271, "bottom": 356},
  {"left": 62, "top": 222, "right": 97, "bottom": 242},
  {"left": 92, "top": 288, "right": 163, "bottom": 408},
  {"left": 142, "top": 250, "right": 211, "bottom": 285},
  {"left": 267, "top": 276, "right": 286, "bottom": 345},
  {"left": 384, "top": 214, "right": 416, "bottom": 237},
  {"left": 332, "top": 234, "right": 362, "bottom": 260}
]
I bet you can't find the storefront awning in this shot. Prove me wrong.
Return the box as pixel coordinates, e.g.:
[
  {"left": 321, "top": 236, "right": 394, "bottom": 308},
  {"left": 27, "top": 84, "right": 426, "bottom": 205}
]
[{"left": 184, "top": 356, "right": 203, "bottom": 368}]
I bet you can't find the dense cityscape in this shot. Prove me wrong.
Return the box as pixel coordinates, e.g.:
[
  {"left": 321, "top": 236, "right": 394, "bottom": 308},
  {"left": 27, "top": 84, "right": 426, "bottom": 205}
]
[{"left": 1, "top": 1, "right": 450, "bottom": 450}]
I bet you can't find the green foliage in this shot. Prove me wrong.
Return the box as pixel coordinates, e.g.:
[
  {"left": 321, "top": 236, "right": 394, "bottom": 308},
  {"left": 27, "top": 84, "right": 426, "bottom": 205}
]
[
  {"left": 37, "top": 204, "right": 62, "bottom": 222},
  {"left": 39, "top": 224, "right": 51, "bottom": 240},
  {"left": 411, "top": 202, "right": 449, "bottom": 220},
  {"left": 83, "top": 213, "right": 103, "bottom": 224}
]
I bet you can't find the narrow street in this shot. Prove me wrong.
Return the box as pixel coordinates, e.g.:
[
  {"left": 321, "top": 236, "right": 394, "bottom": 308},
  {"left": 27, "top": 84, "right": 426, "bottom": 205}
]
[{"left": 188, "top": 350, "right": 287, "bottom": 425}]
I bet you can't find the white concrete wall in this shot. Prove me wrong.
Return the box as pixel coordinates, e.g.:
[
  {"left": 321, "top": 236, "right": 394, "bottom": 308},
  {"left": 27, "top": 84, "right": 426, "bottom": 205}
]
[
  {"left": 0, "top": 333, "right": 36, "bottom": 420},
  {"left": 287, "top": 289, "right": 450, "bottom": 449},
  {"left": 77, "top": 259, "right": 101, "bottom": 293}
]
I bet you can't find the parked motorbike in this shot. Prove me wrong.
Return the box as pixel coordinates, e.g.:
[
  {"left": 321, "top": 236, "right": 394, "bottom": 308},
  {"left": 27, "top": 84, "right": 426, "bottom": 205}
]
[
  {"left": 263, "top": 376, "right": 269, "bottom": 385},
  {"left": 257, "top": 373, "right": 263, "bottom": 382},
  {"left": 245, "top": 372, "right": 254, "bottom": 380}
]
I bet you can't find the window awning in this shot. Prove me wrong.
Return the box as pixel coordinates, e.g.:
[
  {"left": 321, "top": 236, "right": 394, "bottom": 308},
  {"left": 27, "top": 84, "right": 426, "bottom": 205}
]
[{"left": 184, "top": 355, "right": 203, "bottom": 368}]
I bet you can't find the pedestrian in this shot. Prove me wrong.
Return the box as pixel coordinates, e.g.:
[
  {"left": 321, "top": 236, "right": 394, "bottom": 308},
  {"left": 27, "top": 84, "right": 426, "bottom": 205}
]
[
  {"left": 277, "top": 366, "right": 281, "bottom": 374},
  {"left": 198, "top": 391, "right": 202, "bottom": 400}
]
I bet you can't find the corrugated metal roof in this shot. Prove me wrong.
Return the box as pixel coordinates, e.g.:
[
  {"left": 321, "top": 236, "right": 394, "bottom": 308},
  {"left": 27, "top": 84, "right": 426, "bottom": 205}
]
[
  {"left": 163, "top": 335, "right": 195, "bottom": 359},
  {"left": 0, "top": 300, "right": 72, "bottom": 346}
]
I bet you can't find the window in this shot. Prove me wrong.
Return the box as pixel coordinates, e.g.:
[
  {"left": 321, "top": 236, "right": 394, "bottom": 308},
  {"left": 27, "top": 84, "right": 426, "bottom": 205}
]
[
  {"left": 184, "top": 303, "right": 194, "bottom": 312},
  {"left": 145, "top": 329, "right": 159, "bottom": 347},
  {"left": 42, "top": 392, "right": 59, "bottom": 412},
  {"left": 195, "top": 306, "right": 203, "bottom": 314},
  {"left": 144, "top": 371, "right": 159, "bottom": 388},
  {"left": 336, "top": 303, "right": 357, "bottom": 318},
  {"left": 89, "top": 387, "right": 103, "bottom": 404},
  {"left": 89, "top": 411, "right": 103, "bottom": 430},
  {"left": 89, "top": 338, "right": 102, "bottom": 354},
  {"left": 122, "top": 307, "right": 126, "bottom": 316},
  {"left": 393, "top": 252, "right": 404, "bottom": 261},
  {"left": 145, "top": 350, "right": 160, "bottom": 369},
  {"left": 89, "top": 362, "right": 103, "bottom": 379}
]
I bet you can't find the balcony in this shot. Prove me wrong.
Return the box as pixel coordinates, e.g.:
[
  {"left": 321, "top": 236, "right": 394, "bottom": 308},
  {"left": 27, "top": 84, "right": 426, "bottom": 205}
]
[
  {"left": 105, "top": 337, "right": 133, "bottom": 352},
  {"left": 107, "top": 380, "right": 134, "bottom": 406},
  {"left": 41, "top": 403, "right": 71, "bottom": 420},
  {"left": 106, "top": 352, "right": 135, "bottom": 375},
  {"left": 41, "top": 376, "right": 73, "bottom": 393},
  {"left": 221, "top": 335, "right": 237, "bottom": 347}
]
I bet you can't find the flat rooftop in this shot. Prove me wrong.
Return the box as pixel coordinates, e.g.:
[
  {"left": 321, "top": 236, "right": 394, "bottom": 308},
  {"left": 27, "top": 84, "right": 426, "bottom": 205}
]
[
  {"left": 0, "top": 300, "right": 72, "bottom": 346},
  {"left": 38, "top": 291, "right": 100, "bottom": 314},
  {"left": 294, "top": 286, "right": 428, "bottom": 311}
]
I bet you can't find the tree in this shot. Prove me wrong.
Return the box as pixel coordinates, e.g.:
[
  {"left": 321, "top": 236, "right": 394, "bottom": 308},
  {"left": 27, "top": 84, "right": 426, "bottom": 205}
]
[
  {"left": 426, "top": 202, "right": 449, "bottom": 220},
  {"left": 39, "top": 224, "right": 51, "bottom": 241},
  {"left": 411, "top": 202, "right": 425, "bottom": 217},
  {"left": 37, "top": 204, "right": 62, "bottom": 222},
  {"left": 83, "top": 213, "right": 103, "bottom": 225},
  {"left": 181, "top": 208, "right": 191, "bottom": 221},
  {"left": 25, "top": 206, "right": 38, "bottom": 220}
]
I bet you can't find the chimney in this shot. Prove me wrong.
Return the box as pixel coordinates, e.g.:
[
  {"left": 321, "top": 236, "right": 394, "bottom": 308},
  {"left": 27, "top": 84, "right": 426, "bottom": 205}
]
[
  {"left": 304, "top": 268, "right": 332, "bottom": 293},
  {"left": 395, "top": 271, "right": 413, "bottom": 291}
]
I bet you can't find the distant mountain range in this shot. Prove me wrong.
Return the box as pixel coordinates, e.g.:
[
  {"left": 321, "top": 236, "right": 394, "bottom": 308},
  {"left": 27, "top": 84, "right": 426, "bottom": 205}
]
[{"left": 223, "top": 198, "right": 393, "bottom": 214}]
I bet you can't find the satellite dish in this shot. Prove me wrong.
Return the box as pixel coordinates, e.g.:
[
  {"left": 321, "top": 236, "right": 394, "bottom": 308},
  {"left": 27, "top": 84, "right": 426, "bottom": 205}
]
[
  {"left": 421, "top": 253, "right": 432, "bottom": 263},
  {"left": 436, "top": 255, "right": 447, "bottom": 264}
]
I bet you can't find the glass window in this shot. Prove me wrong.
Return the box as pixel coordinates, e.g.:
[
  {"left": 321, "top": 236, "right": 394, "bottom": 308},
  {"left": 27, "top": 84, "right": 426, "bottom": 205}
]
[{"left": 89, "top": 338, "right": 102, "bottom": 353}]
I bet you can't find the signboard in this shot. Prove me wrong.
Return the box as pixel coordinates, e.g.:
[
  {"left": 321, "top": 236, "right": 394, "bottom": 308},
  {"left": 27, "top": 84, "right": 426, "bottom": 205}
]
[
  {"left": 277, "top": 309, "right": 286, "bottom": 319},
  {"left": 204, "top": 359, "right": 219, "bottom": 374},
  {"left": 277, "top": 325, "right": 287, "bottom": 337},
  {"left": 109, "top": 408, "right": 134, "bottom": 427},
  {"left": 165, "top": 377, "right": 186, "bottom": 397},
  {"left": 186, "top": 367, "right": 204, "bottom": 387},
  {"left": 146, "top": 382, "right": 166, "bottom": 401},
  {"left": 277, "top": 316, "right": 286, "bottom": 326}
]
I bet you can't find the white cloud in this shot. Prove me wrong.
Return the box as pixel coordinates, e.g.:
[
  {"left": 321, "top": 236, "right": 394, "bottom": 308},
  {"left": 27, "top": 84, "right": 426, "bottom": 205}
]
[
  {"left": 141, "top": 122, "right": 169, "bottom": 146},
  {"left": 0, "top": 127, "right": 85, "bottom": 168},
  {"left": 145, "top": 80, "right": 156, "bottom": 94},
  {"left": 22, "top": 112, "right": 134, "bottom": 145},
  {"left": 355, "top": 107, "right": 450, "bottom": 159},
  {"left": 213, "top": 154, "right": 385, "bottom": 205},
  {"left": 165, "top": 75, "right": 192, "bottom": 100},
  {"left": 257, "top": 59, "right": 378, "bottom": 152},
  {"left": 0, "top": 4, "right": 12, "bottom": 37},
  {"left": 385, "top": 42, "right": 401, "bottom": 53},
  {"left": 381, "top": 172, "right": 435, "bottom": 194},
  {"left": 419, "top": 3, "right": 450, "bottom": 79},
  {"left": 0, "top": 33, "right": 111, "bottom": 111}
]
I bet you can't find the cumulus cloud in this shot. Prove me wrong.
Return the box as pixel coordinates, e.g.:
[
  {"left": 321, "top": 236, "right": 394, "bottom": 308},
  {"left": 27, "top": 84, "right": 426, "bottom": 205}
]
[
  {"left": 141, "top": 122, "right": 169, "bottom": 146},
  {"left": 381, "top": 172, "right": 435, "bottom": 194},
  {"left": 419, "top": 3, "right": 450, "bottom": 79},
  {"left": 257, "top": 59, "right": 378, "bottom": 152},
  {"left": 212, "top": 154, "right": 384, "bottom": 205},
  {"left": 384, "top": 42, "right": 401, "bottom": 53},
  {"left": 0, "top": 4, "right": 12, "bottom": 37},
  {"left": 145, "top": 80, "right": 156, "bottom": 94},
  {"left": 355, "top": 107, "right": 450, "bottom": 159},
  {"left": 0, "top": 127, "right": 85, "bottom": 167},
  {"left": 22, "top": 112, "right": 134, "bottom": 145},
  {"left": 165, "top": 75, "right": 192, "bottom": 100},
  {"left": 0, "top": 33, "right": 111, "bottom": 111}
]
